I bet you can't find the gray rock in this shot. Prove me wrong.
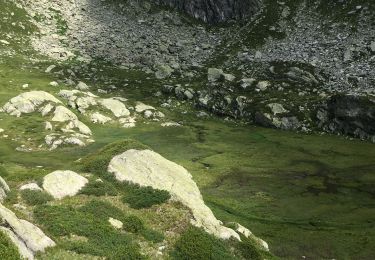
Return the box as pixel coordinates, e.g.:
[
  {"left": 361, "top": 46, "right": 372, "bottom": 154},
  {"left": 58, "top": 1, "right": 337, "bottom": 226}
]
[{"left": 153, "top": 0, "right": 262, "bottom": 24}]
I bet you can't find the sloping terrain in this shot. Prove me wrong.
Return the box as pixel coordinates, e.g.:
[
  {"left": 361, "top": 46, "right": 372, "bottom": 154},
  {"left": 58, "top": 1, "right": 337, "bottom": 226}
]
[{"left": 0, "top": 0, "right": 374, "bottom": 259}]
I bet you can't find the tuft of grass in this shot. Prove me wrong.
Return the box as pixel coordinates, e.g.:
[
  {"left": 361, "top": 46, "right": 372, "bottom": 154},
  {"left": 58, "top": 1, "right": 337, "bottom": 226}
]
[
  {"left": 122, "top": 185, "right": 171, "bottom": 209},
  {"left": 81, "top": 139, "right": 149, "bottom": 175},
  {"left": 0, "top": 230, "right": 21, "bottom": 260},
  {"left": 171, "top": 226, "right": 237, "bottom": 260},
  {"left": 20, "top": 189, "right": 53, "bottom": 206}
]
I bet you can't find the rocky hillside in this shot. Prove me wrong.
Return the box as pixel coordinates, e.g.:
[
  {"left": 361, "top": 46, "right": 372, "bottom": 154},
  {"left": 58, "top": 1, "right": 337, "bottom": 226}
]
[
  {"left": 153, "top": 0, "right": 262, "bottom": 23},
  {"left": 0, "top": 0, "right": 374, "bottom": 259}
]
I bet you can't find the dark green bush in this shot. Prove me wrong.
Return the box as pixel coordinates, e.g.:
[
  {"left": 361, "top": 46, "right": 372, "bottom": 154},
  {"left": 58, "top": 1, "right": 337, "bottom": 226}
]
[
  {"left": 141, "top": 228, "right": 165, "bottom": 243},
  {"left": 0, "top": 230, "right": 21, "bottom": 260},
  {"left": 122, "top": 185, "right": 170, "bottom": 209},
  {"left": 234, "top": 234, "right": 275, "bottom": 260},
  {"left": 79, "top": 180, "right": 118, "bottom": 197},
  {"left": 20, "top": 189, "right": 53, "bottom": 206},
  {"left": 81, "top": 139, "right": 148, "bottom": 175},
  {"left": 172, "top": 226, "right": 237, "bottom": 260},
  {"left": 122, "top": 215, "right": 144, "bottom": 233}
]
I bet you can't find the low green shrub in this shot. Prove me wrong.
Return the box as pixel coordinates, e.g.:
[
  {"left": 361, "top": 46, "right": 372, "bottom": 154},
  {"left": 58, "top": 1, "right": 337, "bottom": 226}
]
[
  {"left": 172, "top": 226, "right": 237, "bottom": 260},
  {"left": 20, "top": 189, "right": 53, "bottom": 206},
  {"left": 33, "top": 200, "right": 145, "bottom": 259},
  {"left": 79, "top": 180, "right": 118, "bottom": 197},
  {"left": 234, "top": 235, "right": 275, "bottom": 260},
  {"left": 0, "top": 230, "right": 21, "bottom": 260},
  {"left": 141, "top": 228, "right": 165, "bottom": 243},
  {"left": 122, "top": 185, "right": 170, "bottom": 209},
  {"left": 4, "top": 190, "right": 18, "bottom": 205},
  {"left": 81, "top": 139, "right": 148, "bottom": 175},
  {"left": 122, "top": 215, "right": 144, "bottom": 233}
]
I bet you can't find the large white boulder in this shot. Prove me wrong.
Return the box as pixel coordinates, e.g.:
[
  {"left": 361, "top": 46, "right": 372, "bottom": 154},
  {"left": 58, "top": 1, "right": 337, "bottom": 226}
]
[
  {"left": 2, "top": 91, "right": 61, "bottom": 117},
  {"left": 108, "top": 149, "right": 240, "bottom": 240},
  {"left": 43, "top": 170, "right": 88, "bottom": 199},
  {"left": 0, "top": 204, "right": 55, "bottom": 255}
]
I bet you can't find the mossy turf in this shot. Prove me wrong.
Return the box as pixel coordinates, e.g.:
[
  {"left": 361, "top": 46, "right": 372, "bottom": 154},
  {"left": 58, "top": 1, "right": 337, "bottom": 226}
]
[{"left": 0, "top": 230, "right": 21, "bottom": 260}]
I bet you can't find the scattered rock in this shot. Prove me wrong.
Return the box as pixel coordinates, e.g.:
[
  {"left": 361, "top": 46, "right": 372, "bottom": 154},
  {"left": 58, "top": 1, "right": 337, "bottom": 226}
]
[
  {"left": 45, "top": 65, "right": 56, "bottom": 73},
  {"left": 76, "top": 81, "right": 90, "bottom": 90},
  {"left": 256, "top": 81, "right": 270, "bottom": 91},
  {"left": 19, "top": 183, "right": 42, "bottom": 191},
  {"left": 267, "top": 103, "right": 288, "bottom": 115},
  {"left": 42, "top": 170, "right": 88, "bottom": 199},
  {"left": 91, "top": 112, "right": 112, "bottom": 124},
  {"left": 108, "top": 217, "right": 123, "bottom": 229},
  {"left": 2, "top": 91, "right": 61, "bottom": 117}
]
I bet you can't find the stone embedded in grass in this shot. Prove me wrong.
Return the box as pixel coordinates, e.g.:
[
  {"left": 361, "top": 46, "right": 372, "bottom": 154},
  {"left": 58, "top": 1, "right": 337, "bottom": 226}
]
[
  {"left": 91, "top": 112, "right": 112, "bottom": 124},
  {"left": 49, "top": 81, "right": 59, "bottom": 87},
  {"left": 108, "top": 149, "right": 240, "bottom": 240},
  {"left": 108, "top": 217, "right": 123, "bottom": 229},
  {"left": 135, "top": 102, "right": 156, "bottom": 113},
  {"left": 76, "top": 81, "right": 90, "bottom": 90},
  {"left": 43, "top": 170, "right": 88, "bottom": 199},
  {"left": 99, "top": 98, "right": 130, "bottom": 118}
]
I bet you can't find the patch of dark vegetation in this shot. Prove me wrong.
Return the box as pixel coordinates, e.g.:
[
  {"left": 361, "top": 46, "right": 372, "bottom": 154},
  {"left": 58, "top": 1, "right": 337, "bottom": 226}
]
[
  {"left": 122, "top": 215, "right": 144, "bottom": 233},
  {"left": 140, "top": 228, "right": 165, "bottom": 243},
  {"left": 20, "top": 189, "right": 53, "bottom": 206},
  {"left": 34, "top": 199, "right": 163, "bottom": 256},
  {"left": 79, "top": 180, "right": 118, "bottom": 197},
  {"left": 122, "top": 185, "right": 171, "bottom": 209},
  {"left": 233, "top": 234, "right": 274, "bottom": 260},
  {"left": 0, "top": 230, "right": 21, "bottom": 260},
  {"left": 81, "top": 139, "right": 149, "bottom": 176},
  {"left": 33, "top": 200, "right": 145, "bottom": 259},
  {"left": 171, "top": 226, "right": 237, "bottom": 260}
]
